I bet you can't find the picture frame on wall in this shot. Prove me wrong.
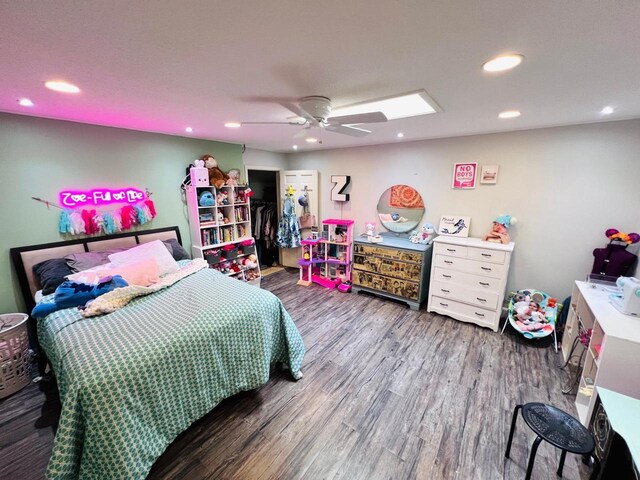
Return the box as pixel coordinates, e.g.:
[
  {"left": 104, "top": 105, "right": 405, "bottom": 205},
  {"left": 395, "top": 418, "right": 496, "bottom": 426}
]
[
  {"left": 480, "top": 165, "right": 499, "bottom": 184},
  {"left": 438, "top": 215, "right": 471, "bottom": 237},
  {"left": 452, "top": 162, "right": 477, "bottom": 189}
]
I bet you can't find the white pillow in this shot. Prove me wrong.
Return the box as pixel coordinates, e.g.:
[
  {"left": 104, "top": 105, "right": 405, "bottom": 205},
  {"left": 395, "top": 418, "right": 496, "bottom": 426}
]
[{"left": 108, "top": 240, "right": 179, "bottom": 276}]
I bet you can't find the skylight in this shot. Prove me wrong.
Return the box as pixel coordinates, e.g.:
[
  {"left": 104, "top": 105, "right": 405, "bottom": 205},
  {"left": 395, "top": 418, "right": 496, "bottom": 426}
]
[{"left": 331, "top": 90, "right": 441, "bottom": 121}]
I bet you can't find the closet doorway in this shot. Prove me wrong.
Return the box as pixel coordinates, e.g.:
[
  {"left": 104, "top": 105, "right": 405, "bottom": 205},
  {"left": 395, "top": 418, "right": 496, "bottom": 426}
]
[{"left": 246, "top": 167, "right": 281, "bottom": 269}]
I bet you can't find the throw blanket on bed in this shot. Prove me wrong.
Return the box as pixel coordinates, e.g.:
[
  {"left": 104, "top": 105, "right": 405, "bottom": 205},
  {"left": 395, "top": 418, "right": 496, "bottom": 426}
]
[
  {"left": 38, "top": 265, "right": 305, "bottom": 480},
  {"left": 81, "top": 258, "right": 208, "bottom": 317}
]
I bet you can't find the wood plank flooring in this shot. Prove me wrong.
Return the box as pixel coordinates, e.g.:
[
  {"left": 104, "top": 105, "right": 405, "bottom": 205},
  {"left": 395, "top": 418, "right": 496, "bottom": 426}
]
[{"left": 0, "top": 269, "right": 591, "bottom": 479}]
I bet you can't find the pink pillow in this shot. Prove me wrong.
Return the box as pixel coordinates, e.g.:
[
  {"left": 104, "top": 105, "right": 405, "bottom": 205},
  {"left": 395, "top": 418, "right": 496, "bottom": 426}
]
[{"left": 68, "top": 258, "right": 160, "bottom": 287}]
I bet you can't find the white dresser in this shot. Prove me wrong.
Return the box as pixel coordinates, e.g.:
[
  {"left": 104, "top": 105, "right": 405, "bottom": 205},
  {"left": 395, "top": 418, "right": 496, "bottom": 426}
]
[{"left": 427, "top": 236, "right": 514, "bottom": 331}]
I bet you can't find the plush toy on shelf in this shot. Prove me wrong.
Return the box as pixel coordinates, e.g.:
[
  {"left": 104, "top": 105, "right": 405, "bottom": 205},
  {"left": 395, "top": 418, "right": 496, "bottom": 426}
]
[
  {"left": 199, "top": 191, "right": 215, "bottom": 207},
  {"left": 226, "top": 168, "right": 241, "bottom": 186},
  {"left": 216, "top": 211, "right": 224, "bottom": 223},
  {"left": 202, "top": 154, "right": 229, "bottom": 188},
  {"left": 243, "top": 254, "right": 259, "bottom": 269},
  {"left": 216, "top": 191, "right": 229, "bottom": 206},
  {"left": 483, "top": 214, "right": 516, "bottom": 244},
  {"left": 410, "top": 223, "right": 437, "bottom": 245}
]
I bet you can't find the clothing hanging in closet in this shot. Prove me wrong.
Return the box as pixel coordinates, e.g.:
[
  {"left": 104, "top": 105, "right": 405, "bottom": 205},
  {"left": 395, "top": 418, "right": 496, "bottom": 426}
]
[
  {"left": 251, "top": 200, "right": 278, "bottom": 267},
  {"left": 276, "top": 196, "right": 301, "bottom": 248}
]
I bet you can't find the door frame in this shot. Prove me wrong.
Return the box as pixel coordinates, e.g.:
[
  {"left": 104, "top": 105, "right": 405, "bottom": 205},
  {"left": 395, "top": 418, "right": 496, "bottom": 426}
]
[{"left": 245, "top": 165, "right": 282, "bottom": 266}]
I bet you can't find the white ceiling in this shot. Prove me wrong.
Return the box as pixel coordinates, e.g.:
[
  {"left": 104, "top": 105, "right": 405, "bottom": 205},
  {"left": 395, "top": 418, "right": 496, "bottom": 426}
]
[{"left": 2, "top": 1, "right": 639, "bottom": 152}]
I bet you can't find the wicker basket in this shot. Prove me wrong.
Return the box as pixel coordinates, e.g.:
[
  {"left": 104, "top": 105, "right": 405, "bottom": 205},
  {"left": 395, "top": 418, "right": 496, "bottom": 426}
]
[{"left": 0, "top": 313, "right": 31, "bottom": 399}]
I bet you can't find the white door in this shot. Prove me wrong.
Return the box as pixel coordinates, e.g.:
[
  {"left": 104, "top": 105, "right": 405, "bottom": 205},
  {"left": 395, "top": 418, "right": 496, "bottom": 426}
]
[{"left": 279, "top": 170, "right": 319, "bottom": 268}]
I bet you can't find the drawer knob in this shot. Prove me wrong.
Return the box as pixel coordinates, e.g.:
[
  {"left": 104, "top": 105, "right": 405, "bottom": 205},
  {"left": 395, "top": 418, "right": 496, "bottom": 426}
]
[
  {"left": 481, "top": 266, "right": 491, "bottom": 271},
  {"left": 442, "top": 274, "right": 452, "bottom": 279},
  {"left": 479, "top": 281, "right": 489, "bottom": 286},
  {"left": 446, "top": 248, "right": 456, "bottom": 252},
  {"left": 481, "top": 253, "right": 492, "bottom": 257},
  {"left": 476, "top": 297, "right": 487, "bottom": 302},
  {"left": 441, "top": 289, "right": 450, "bottom": 293},
  {"left": 444, "top": 260, "right": 453, "bottom": 264},
  {"left": 475, "top": 312, "right": 485, "bottom": 317},
  {"left": 439, "top": 302, "right": 449, "bottom": 307}
]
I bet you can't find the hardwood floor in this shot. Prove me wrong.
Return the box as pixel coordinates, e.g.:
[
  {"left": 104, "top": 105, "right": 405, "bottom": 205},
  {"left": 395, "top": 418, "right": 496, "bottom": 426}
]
[{"left": 0, "top": 269, "right": 592, "bottom": 479}]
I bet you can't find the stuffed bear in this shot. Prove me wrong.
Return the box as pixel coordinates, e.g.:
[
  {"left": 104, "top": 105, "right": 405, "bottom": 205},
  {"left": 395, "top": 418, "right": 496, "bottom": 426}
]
[{"left": 202, "top": 154, "right": 229, "bottom": 188}]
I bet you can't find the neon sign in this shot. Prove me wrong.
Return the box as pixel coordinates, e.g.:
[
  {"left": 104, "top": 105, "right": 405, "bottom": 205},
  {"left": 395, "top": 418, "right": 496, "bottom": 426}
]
[{"left": 59, "top": 188, "right": 146, "bottom": 208}]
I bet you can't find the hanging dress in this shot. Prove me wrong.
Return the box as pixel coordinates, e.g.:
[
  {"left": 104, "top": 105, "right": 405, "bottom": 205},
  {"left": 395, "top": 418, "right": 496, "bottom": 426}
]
[{"left": 276, "top": 196, "right": 301, "bottom": 248}]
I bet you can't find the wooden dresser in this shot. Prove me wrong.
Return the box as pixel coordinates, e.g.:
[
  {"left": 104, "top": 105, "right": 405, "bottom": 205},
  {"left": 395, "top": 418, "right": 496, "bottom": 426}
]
[
  {"left": 427, "top": 236, "right": 514, "bottom": 331},
  {"left": 352, "top": 233, "right": 432, "bottom": 310}
]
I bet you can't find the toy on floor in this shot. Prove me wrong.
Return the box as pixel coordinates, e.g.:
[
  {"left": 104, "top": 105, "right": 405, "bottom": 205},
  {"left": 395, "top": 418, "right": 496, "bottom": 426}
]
[
  {"left": 32, "top": 275, "right": 129, "bottom": 318},
  {"left": 483, "top": 214, "right": 516, "bottom": 244},
  {"left": 409, "top": 223, "right": 437, "bottom": 245},
  {"left": 501, "top": 288, "right": 559, "bottom": 351}
]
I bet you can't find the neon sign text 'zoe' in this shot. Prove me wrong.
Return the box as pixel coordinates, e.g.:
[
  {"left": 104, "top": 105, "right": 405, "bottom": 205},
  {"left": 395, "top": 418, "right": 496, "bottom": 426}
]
[{"left": 59, "top": 188, "right": 145, "bottom": 208}]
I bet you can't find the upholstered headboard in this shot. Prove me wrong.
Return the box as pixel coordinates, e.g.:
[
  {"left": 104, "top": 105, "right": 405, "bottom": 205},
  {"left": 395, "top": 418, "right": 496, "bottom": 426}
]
[{"left": 10, "top": 226, "right": 182, "bottom": 314}]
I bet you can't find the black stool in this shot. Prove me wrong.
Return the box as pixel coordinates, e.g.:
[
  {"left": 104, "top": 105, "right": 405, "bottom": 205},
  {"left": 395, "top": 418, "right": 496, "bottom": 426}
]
[{"left": 505, "top": 403, "right": 600, "bottom": 480}]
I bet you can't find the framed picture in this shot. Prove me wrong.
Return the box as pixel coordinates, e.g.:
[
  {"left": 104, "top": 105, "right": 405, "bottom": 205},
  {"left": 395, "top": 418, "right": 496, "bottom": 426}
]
[
  {"left": 480, "top": 165, "right": 499, "bottom": 184},
  {"left": 452, "top": 162, "right": 477, "bottom": 189},
  {"left": 438, "top": 215, "right": 471, "bottom": 237}
]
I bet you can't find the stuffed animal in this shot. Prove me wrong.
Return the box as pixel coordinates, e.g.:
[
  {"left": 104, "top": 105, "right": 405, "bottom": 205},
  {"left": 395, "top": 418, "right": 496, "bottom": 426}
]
[
  {"left": 243, "top": 254, "right": 258, "bottom": 269},
  {"left": 216, "top": 191, "right": 229, "bottom": 206},
  {"left": 202, "top": 154, "right": 229, "bottom": 188},
  {"left": 410, "top": 223, "right": 437, "bottom": 244},
  {"left": 32, "top": 275, "right": 129, "bottom": 318},
  {"left": 216, "top": 211, "right": 224, "bottom": 223},
  {"left": 483, "top": 214, "right": 517, "bottom": 244},
  {"left": 198, "top": 191, "right": 214, "bottom": 207},
  {"left": 226, "top": 168, "right": 241, "bottom": 186}
]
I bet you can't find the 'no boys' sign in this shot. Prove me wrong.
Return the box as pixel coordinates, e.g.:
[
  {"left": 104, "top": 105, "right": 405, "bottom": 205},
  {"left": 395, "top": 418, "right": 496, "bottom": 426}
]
[{"left": 452, "top": 162, "right": 477, "bottom": 189}]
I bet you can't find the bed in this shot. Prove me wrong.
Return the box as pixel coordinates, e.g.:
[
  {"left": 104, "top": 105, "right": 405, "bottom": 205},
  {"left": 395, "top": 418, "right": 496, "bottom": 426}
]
[{"left": 10, "top": 227, "right": 305, "bottom": 480}]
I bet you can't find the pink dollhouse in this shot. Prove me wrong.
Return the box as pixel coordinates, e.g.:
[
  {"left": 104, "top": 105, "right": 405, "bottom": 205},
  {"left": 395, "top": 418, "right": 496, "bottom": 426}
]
[{"left": 298, "top": 219, "right": 354, "bottom": 291}]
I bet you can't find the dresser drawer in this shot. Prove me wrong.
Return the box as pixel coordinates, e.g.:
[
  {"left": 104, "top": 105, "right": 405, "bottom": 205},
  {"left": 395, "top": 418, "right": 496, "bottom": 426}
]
[
  {"left": 434, "top": 243, "right": 468, "bottom": 258},
  {"left": 434, "top": 254, "right": 505, "bottom": 279},
  {"left": 354, "top": 243, "right": 422, "bottom": 263},
  {"left": 431, "top": 281, "right": 499, "bottom": 309},
  {"left": 433, "top": 267, "right": 502, "bottom": 293},
  {"left": 430, "top": 296, "right": 498, "bottom": 329},
  {"left": 467, "top": 247, "right": 506, "bottom": 264},
  {"left": 354, "top": 254, "right": 421, "bottom": 280},
  {"left": 354, "top": 270, "right": 420, "bottom": 300}
]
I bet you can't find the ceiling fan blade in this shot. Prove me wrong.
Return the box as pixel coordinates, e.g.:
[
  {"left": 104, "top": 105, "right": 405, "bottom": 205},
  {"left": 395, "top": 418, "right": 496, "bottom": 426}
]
[
  {"left": 241, "top": 121, "right": 306, "bottom": 125},
  {"left": 280, "top": 102, "right": 319, "bottom": 126},
  {"left": 324, "top": 124, "right": 372, "bottom": 137},
  {"left": 327, "top": 111, "right": 387, "bottom": 125},
  {"left": 293, "top": 128, "right": 311, "bottom": 140}
]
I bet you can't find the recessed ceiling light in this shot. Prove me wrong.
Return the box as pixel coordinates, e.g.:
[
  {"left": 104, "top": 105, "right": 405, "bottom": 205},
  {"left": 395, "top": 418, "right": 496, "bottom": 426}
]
[
  {"left": 224, "top": 122, "right": 241, "bottom": 128},
  {"left": 396, "top": 132, "right": 404, "bottom": 138},
  {"left": 44, "top": 80, "right": 80, "bottom": 93},
  {"left": 600, "top": 106, "right": 614, "bottom": 115},
  {"left": 498, "top": 110, "right": 521, "bottom": 119},
  {"left": 305, "top": 137, "right": 318, "bottom": 143},
  {"left": 292, "top": 145, "right": 298, "bottom": 150},
  {"left": 185, "top": 127, "right": 193, "bottom": 133},
  {"left": 331, "top": 90, "right": 441, "bottom": 121},
  {"left": 482, "top": 54, "right": 524, "bottom": 72},
  {"left": 18, "top": 98, "right": 34, "bottom": 107}
]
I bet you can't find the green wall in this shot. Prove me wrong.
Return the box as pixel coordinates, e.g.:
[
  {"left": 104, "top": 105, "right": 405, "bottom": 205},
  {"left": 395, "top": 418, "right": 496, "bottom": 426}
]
[{"left": 0, "top": 112, "right": 243, "bottom": 312}]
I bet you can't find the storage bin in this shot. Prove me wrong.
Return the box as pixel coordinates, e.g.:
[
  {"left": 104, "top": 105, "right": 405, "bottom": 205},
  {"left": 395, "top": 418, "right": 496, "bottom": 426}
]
[
  {"left": 203, "top": 249, "right": 221, "bottom": 264},
  {"left": 0, "top": 313, "right": 31, "bottom": 399},
  {"left": 221, "top": 245, "right": 238, "bottom": 259}
]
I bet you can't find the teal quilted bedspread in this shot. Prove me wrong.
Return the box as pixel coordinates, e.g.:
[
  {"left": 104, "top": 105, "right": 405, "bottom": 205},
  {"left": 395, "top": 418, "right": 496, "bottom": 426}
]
[{"left": 38, "top": 266, "right": 305, "bottom": 480}]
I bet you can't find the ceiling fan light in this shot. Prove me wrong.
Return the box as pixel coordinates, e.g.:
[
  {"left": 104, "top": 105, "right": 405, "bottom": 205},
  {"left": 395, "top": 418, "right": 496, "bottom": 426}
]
[
  {"left": 305, "top": 137, "right": 318, "bottom": 143},
  {"left": 224, "top": 122, "right": 241, "bottom": 128},
  {"left": 45, "top": 80, "right": 81, "bottom": 93}
]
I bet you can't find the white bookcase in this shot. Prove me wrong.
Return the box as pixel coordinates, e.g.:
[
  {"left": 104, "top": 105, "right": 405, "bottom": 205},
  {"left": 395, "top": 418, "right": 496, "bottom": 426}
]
[
  {"left": 562, "top": 281, "right": 640, "bottom": 425},
  {"left": 186, "top": 180, "right": 261, "bottom": 286}
]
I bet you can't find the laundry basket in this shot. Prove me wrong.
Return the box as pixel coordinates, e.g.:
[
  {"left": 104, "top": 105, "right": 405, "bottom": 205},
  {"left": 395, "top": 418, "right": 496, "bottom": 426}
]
[{"left": 0, "top": 313, "right": 31, "bottom": 399}]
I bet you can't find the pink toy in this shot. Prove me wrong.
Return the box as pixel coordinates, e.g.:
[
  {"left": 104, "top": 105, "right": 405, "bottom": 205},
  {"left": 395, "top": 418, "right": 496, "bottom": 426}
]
[{"left": 483, "top": 214, "right": 517, "bottom": 244}]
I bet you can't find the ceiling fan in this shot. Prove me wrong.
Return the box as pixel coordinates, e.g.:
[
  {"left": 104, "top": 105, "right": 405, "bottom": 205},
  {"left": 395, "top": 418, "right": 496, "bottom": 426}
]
[{"left": 241, "top": 96, "right": 388, "bottom": 138}]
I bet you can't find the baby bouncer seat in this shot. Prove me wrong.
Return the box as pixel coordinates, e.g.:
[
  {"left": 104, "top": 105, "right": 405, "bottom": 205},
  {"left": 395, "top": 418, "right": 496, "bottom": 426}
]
[{"left": 501, "top": 289, "right": 559, "bottom": 351}]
